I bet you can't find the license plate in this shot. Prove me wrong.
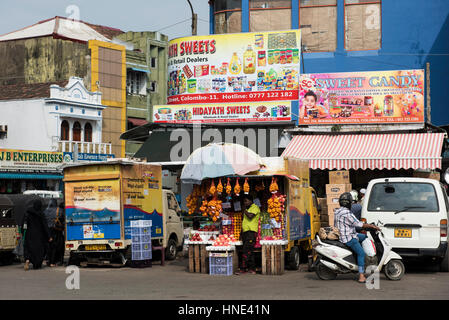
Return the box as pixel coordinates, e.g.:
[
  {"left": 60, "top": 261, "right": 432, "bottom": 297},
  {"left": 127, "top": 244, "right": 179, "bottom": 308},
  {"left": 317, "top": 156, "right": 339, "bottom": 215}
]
[
  {"left": 394, "top": 228, "right": 412, "bottom": 238},
  {"left": 85, "top": 244, "right": 107, "bottom": 251}
]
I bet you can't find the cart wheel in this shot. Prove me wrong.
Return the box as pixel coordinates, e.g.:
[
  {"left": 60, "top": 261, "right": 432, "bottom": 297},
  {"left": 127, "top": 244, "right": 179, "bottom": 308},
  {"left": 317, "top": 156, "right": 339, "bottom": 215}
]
[
  {"left": 384, "top": 259, "right": 405, "bottom": 281},
  {"left": 287, "top": 246, "right": 300, "bottom": 270}
]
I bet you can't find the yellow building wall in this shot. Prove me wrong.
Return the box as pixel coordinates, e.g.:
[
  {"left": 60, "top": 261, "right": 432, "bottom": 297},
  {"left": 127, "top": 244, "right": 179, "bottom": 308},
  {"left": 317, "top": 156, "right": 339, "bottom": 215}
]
[{"left": 88, "top": 40, "right": 126, "bottom": 158}]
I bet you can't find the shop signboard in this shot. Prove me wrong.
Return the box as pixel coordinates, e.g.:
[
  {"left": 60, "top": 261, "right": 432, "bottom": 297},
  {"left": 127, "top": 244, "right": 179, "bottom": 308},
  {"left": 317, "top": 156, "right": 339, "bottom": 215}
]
[
  {"left": 0, "top": 148, "right": 64, "bottom": 172},
  {"left": 167, "top": 30, "right": 301, "bottom": 105},
  {"left": 153, "top": 101, "right": 294, "bottom": 124},
  {"left": 298, "top": 69, "right": 425, "bottom": 125},
  {"left": 65, "top": 179, "right": 122, "bottom": 240},
  {"left": 63, "top": 152, "right": 115, "bottom": 162}
]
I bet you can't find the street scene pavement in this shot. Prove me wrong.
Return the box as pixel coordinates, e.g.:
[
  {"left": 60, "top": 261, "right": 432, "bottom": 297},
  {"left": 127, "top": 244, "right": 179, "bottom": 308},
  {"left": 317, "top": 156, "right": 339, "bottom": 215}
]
[{"left": 1, "top": 257, "right": 448, "bottom": 300}]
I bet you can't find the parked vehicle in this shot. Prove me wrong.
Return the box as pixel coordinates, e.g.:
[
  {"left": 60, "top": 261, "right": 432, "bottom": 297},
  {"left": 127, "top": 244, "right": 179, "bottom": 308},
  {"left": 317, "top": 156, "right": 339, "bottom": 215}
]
[
  {"left": 314, "top": 222, "right": 405, "bottom": 281},
  {"left": 361, "top": 177, "right": 449, "bottom": 272},
  {"left": 23, "top": 190, "right": 63, "bottom": 199},
  {"left": 63, "top": 159, "right": 184, "bottom": 266},
  {"left": 0, "top": 196, "right": 18, "bottom": 265}
]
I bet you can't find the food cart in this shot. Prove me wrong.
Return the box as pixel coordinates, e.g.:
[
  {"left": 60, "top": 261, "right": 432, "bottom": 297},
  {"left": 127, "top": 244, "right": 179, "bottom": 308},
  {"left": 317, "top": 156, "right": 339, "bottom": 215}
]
[{"left": 182, "top": 148, "right": 321, "bottom": 275}]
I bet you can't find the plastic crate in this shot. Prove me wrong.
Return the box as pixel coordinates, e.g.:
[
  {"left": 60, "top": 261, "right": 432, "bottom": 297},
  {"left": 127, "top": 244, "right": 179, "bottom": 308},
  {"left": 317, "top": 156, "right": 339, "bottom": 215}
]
[
  {"left": 132, "top": 243, "right": 151, "bottom": 252},
  {"left": 132, "top": 250, "right": 152, "bottom": 261},
  {"left": 209, "top": 253, "right": 233, "bottom": 276},
  {"left": 209, "top": 264, "right": 233, "bottom": 276}
]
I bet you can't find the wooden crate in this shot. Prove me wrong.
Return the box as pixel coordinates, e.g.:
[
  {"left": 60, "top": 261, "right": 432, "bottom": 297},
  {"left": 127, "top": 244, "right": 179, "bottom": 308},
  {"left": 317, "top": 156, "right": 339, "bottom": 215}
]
[
  {"left": 188, "top": 243, "right": 209, "bottom": 273},
  {"left": 329, "top": 170, "right": 350, "bottom": 184},
  {"left": 261, "top": 244, "right": 285, "bottom": 275}
]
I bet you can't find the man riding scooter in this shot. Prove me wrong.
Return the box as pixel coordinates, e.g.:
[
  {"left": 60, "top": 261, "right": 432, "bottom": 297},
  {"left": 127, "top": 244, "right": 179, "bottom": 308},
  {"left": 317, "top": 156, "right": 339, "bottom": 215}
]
[{"left": 334, "top": 192, "right": 381, "bottom": 283}]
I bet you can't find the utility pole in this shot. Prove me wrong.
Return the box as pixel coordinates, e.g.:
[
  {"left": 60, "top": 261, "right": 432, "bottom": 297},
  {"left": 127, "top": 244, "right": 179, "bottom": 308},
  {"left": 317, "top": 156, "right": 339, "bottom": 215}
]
[
  {"left": 426, "top": 62, "right": 431, "bottom": 124},
  {"left": 187, "top": 0, "right": 197, "bottom": 36}
]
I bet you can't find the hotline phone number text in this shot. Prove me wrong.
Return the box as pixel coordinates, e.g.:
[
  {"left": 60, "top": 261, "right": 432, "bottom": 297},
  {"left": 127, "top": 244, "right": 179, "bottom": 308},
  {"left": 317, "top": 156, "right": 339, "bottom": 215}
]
[{"left": 167, "top": 90, "right": 298, "bottom": 105}]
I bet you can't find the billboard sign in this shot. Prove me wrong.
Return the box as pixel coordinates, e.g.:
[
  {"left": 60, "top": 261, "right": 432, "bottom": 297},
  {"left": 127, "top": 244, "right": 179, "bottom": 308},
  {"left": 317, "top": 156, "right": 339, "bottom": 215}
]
[
  {"left": 153, "top": 101, "right": 294, "bottom": 124},
  {"left": 298, "top": 69, "right": 424, "bottom": 125},
  {"left": 167, "top": 30, "right": 301, "bottom": 105}
]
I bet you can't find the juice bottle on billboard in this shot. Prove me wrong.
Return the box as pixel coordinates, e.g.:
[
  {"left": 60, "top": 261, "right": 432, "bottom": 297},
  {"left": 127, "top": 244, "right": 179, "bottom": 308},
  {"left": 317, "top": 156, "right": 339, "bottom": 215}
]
[
  {"left": 229, "top": 52, "right": 242, "bottom": 75},
  {"left": 258, "top": 51, "right": 266, "bottom": 67},
  {"left": 268, "top": 50, "right": 275, "bottom": 65},
  {"left": 292, "top": 49, "right": 299, "bottom": 64},
  {"left": 384, "top": 95, "right": 394, "bottom": 116},
  {"left": 243, "top": 45, "right": 256, "bottom": 74}
]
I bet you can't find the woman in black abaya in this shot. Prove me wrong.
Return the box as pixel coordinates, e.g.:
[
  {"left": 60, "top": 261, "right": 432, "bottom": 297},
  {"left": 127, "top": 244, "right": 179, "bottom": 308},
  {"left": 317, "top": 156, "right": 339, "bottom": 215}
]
[{"left": 23, "top": 199, "right": 52, "bottom": 270}]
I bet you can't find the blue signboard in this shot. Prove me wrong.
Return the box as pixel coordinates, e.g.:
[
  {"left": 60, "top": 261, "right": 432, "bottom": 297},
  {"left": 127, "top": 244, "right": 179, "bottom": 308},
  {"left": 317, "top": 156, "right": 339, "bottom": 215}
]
[{"left": 63, "top": 152, "right": 115, "bottom": 162}]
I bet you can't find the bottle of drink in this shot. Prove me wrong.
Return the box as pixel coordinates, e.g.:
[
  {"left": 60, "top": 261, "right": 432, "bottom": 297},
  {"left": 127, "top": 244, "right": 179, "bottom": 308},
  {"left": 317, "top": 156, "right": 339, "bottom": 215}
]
[{"left": 243, "top": 45, "right": 256, "bottom": 74}]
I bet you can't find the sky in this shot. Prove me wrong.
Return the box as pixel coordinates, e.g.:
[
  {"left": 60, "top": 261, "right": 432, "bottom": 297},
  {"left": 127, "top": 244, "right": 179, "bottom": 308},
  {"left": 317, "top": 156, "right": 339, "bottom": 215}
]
[{"left": 0, "top": 0, "right": 210, "bottom": 41}]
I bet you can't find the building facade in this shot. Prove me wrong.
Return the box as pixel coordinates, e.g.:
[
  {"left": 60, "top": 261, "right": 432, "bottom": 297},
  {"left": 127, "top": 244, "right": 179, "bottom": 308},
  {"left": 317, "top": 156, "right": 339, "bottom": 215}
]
[
  {"left": 0, "top": 77, "right": 111, "bottom": 194},
  {"left": 115, "top": 31, "right": 169, "bottom": 156},
  {"left": 208, "top": 0, "right": 449, "bottom": 126}
]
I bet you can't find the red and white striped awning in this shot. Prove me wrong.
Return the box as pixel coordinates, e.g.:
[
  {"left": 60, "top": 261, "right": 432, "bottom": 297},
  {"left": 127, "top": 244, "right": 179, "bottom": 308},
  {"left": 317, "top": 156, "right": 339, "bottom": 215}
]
[{"left": 282, "top": 133, "right": 445, "bottom": 170}]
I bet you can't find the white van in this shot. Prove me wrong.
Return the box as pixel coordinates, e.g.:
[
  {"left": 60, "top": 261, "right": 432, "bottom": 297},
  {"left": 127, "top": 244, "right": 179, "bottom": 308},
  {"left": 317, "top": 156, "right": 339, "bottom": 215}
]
[
  {"left": 361, "top": 177, "right": 448, "bottom": 271},
  {"left": 23, "top": 190, "right": 63, "bottom": 199}
]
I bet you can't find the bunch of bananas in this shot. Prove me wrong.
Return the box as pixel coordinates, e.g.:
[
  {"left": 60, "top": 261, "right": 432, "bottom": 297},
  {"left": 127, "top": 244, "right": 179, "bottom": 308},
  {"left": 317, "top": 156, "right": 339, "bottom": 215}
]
[
  {"left": 243, "top": 177, "right": 250, "bottom": 194},
  {"left": 199, "top": 200, "right": 208, "bottom": 217},
  {"left": 186, "top": 194, "right": 198, "bottom": 215},
  {"left": 234, "top": 178, "right": 241, "bottom": 196},
  {"left": 226, "top": 178, "right": 232, "bottom": 195},
  {"left": 209, "top": 180, "right": 216, "bottom": 195},
  {"left": 269, "top": 177, "right": 279, "bottom": 193},
  {"left": 207, "top": 198, "right": 223, "bottom": 222},
  {"left": 217, "top": 178, "right": 223, "bottom": 194},
  {"left": 186, "top": 185, "right": 201, "bottom": 215},
  {"left": 267, "top": 195, "right": 284, "bottom": 222}
]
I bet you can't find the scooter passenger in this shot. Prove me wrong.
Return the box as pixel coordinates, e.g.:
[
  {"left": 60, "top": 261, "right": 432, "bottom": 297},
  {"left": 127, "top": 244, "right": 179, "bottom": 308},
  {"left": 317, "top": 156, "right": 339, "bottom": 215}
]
[{"left": 334, "top": 192, "right": 381, "bottom": 283}]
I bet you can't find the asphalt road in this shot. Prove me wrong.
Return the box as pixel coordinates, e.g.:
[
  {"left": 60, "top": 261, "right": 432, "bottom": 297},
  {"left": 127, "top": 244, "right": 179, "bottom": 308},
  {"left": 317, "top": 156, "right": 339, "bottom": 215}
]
[{"left": 0, "top": 256, "right": 448, "bottom": 300}]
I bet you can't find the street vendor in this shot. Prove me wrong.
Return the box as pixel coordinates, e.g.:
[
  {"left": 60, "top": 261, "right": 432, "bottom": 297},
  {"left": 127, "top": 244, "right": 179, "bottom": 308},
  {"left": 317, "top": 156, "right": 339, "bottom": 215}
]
[{"left": 235, "top": 194, "right": 260, "bottom": 275}]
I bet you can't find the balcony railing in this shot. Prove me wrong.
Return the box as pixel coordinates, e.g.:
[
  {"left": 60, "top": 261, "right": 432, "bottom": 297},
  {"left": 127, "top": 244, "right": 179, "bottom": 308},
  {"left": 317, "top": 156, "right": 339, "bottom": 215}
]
[{"left": 58, "top": 140, "right": 112, "bottom": 155}]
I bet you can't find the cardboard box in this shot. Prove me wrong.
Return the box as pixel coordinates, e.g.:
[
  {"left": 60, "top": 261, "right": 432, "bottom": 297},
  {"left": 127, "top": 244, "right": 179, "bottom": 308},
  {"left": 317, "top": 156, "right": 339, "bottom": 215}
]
[
  {"left": 329, "top": 170, "right": 350, "bottom": 184},
  {"left": 326, "top": 184, "right": 352, "bottom": 195},
  {"left": 328, "top": 214, "right": 335, "bottom": 227},
  {"left": 326, "top": 193, "right": 342, "bottom": 205},
  {"left": 327, "top": 204, "right": 339, "bottom": 215}
]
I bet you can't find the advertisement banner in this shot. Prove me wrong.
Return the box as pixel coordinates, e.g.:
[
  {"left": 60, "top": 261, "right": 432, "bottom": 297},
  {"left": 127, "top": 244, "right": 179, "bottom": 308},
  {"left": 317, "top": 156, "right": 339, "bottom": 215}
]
[
  {"left": 65, "top": 179, "right": 121, "bottom": 240},
  {"left": 0, "top": 149, "right": 64, "bottom": 172},
  {"left": 153, "top": 101, "right": 293, "bottom": 124},
  {"left": 167, "top": 30, "right": 300, "bottom": 105},
  {"left": 121, "top": 164, "right": 164, "bottom": 239},
  {"left": 298, "top": 69, "right": 424, "bottom": 125}
]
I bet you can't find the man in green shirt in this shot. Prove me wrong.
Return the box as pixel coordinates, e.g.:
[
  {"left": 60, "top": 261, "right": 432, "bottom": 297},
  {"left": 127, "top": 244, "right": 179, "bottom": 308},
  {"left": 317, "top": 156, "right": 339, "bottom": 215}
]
[{"left": 236, "top": 195, "right": 260, "bottom": 275}]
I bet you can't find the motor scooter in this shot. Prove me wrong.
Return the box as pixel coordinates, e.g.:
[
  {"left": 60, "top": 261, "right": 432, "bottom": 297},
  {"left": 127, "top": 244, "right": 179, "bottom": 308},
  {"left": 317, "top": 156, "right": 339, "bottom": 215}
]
[{"left": 313, "top": 221, "right": 405, "bottom": 281}]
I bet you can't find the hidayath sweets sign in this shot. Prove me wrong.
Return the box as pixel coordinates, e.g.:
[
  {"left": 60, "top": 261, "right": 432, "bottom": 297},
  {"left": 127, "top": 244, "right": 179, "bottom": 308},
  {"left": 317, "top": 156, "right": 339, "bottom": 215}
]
[{"left": 153, "top": 101, "right": 294, "bottom": 124}]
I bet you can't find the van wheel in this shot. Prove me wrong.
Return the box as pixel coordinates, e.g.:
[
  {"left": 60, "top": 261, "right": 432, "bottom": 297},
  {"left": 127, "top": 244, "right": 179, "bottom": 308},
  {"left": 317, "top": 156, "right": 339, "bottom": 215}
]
[
  {"left": 165, "top": 238, "right": 178, "bottom": 261},
  {"left": 384, "top": 259, "right": 405, "bottom": 281},
  {"left": 440, "top": 245, "right": 449, "bottom": 272},
  {"left": 287, "top": 246, "right": 300, "bottom": 270}
]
